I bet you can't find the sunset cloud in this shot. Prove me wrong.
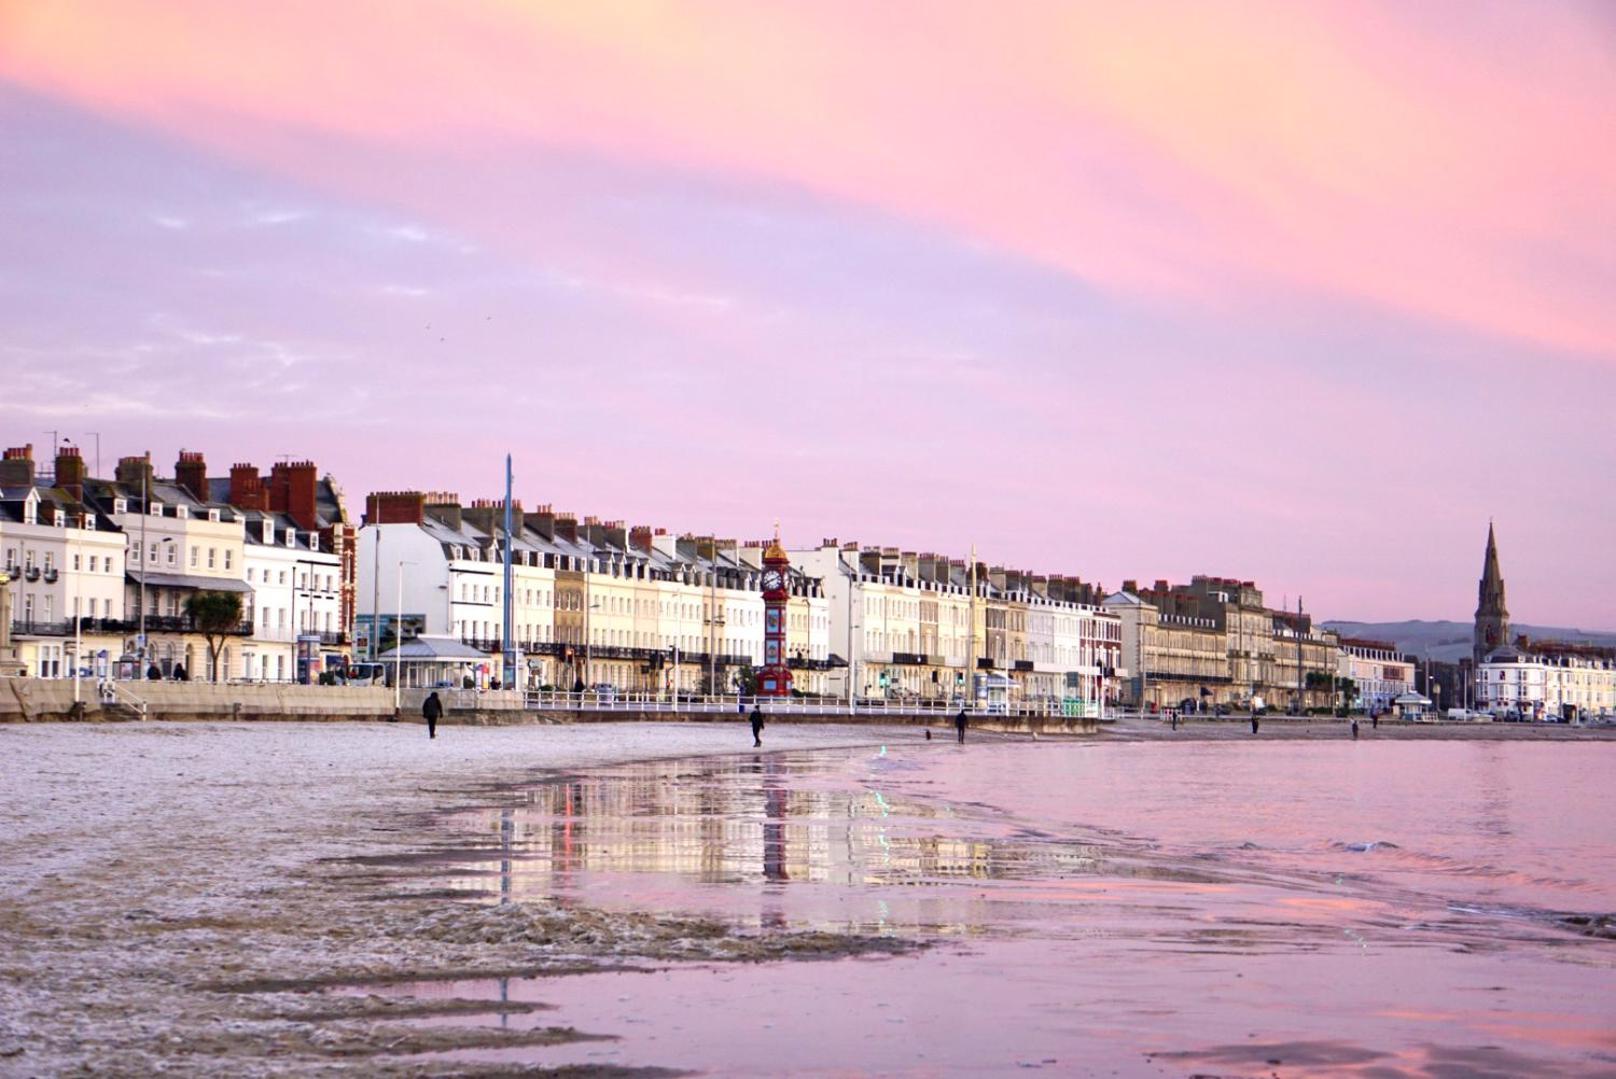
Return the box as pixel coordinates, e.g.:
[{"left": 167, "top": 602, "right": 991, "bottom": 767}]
[
  {"left": 4, "top": 2, "right": 1611, "bottom": 357},
  {"left": 1, "top": 2, "right": 1611, "bottom": 624}
]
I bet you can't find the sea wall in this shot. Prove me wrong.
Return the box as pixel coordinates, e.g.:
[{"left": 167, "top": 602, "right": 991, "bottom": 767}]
[{"left": 0, "top": 678, "right": 394, "bottom": 722}]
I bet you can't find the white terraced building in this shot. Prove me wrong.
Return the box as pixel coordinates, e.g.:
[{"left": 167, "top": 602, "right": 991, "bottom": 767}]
[{"left": 1476, "top": 643, "right": 1616, "bottom": 721}]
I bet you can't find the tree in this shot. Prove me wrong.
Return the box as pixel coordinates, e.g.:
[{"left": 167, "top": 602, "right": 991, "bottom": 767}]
[
  {"left": 185, "top": 590, "right": 243, "bottom": 683},
  {"left": 1306, "top": 671, "right": 1359, "bottom": 715}
]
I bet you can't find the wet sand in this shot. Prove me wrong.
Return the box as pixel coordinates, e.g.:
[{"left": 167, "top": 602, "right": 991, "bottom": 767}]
[
  {"left": 1103, "top": 713, "right": 1616, "bottom": 742},
  {"left": 2, "top": 720, "right": 1612, "bottom": 1076},
  {"left": 0, "top": 722, "right": 921, "bottom": 1076}
]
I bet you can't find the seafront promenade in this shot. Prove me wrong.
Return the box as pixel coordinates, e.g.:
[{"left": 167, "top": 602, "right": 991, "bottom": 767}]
[{"left": 5, "top": 676, "right": 1613, "bottom": 742}]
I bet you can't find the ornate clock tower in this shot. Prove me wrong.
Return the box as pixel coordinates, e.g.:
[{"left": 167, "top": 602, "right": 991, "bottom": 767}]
[{"left": 757, "top": 531, "right": 794, "bottom": 697}]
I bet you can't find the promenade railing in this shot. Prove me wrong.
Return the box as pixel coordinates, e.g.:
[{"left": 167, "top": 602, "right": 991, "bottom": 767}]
[{"left": 517, "top": 690, "right": 1080, "bottom": 718}]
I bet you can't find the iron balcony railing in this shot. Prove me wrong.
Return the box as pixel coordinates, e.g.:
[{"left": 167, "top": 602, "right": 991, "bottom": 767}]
[{"left": 10, "top": 615, "right": 252, "bottom": 637}]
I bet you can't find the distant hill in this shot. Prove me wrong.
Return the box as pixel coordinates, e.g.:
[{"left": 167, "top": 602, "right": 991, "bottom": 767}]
[{"left": 1322, "top": 620, "right": 1616, "bottom": 662}]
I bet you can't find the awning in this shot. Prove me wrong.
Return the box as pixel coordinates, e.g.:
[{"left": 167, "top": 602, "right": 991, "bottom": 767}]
[{"left": 124, "top": 571, "right": 253, "bottom": 593}]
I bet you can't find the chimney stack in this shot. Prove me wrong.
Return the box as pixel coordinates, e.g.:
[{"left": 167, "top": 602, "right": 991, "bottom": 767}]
[
  {"left": 365, "top": 491, "right": 427, "bottom": 525},
  {"left": 466, "top": 498, "right": 524, "bottom": 541},
  {"left": 114, "top": 453, "right": 154, "bottom": 495},
  {"left": 0, "top": 444, "right": 35, "bottom": 487},
  {"left": 422, "top": 492, "right": 463, "bottom": 532},
  {"left": 269, "top": 460, "right": 319, "bottom": 530},
  {"left": 229, "top": 463, "right": 269, "bottom": 511},
  {"left": 54, "top": 445, "right": 85, "bottom": 502},
  {"left": 175, "top": 450, "right": 208, "bottom": 503}
]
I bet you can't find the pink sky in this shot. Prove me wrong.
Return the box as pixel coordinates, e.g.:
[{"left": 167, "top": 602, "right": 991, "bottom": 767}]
[{"left": 1, "top": 2, "right": 1612, "bottom": 626}]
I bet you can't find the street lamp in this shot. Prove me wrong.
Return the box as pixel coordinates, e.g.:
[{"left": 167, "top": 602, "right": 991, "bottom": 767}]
[
  {"left": 585, "top": 600, "right": 601, "bottom": 689},
  {"left": 393, "top": 559, "right": 417, "bottom": 712},
  {"left": 137, "top": 531, "right": 175, "bottom": 676}
]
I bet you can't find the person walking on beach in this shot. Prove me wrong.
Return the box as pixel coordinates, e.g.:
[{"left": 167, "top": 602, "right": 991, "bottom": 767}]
[
  {"left": 1351, "top": 719, "right": 1360, "bottom": 740},
  {"left": 750, "top": 705, "right": 765, "bottom": 748},
  {"left": 1372, "top": 713, "right": 1379, "bottom": 730},
  {"left": 955, "top": 708, "right": 968, "bottom": 744},
  {"left": 422, "top": 691, "right": 442, "bottom": 740},
  {"left": 1251, "top": 715, "right": 1260, "bottom": 735}
]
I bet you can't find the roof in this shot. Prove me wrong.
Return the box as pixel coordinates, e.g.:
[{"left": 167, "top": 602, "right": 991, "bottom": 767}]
[
  {"left": 124, "top": 571, "right": 252, "bottom": 593},
  {"left": 376, "top": 636, "right": 489, "bottom": 661}
]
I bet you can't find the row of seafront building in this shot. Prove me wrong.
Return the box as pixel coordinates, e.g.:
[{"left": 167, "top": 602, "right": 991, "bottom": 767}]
[
  {"left": 3, "top": 442, "right": 1612, "bottom": 718},
  {"left": 360, "top": 490, "right": 1120, "bottom": 711}
]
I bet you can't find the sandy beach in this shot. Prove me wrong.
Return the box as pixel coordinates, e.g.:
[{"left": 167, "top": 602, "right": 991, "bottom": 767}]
[{"left": 2, "top": 717, "right": 1612, "bottom": 1076}]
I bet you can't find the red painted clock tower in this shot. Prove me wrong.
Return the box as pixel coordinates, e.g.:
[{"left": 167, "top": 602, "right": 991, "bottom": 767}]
[{"left": 757, "top": 531, "right": 794, "bottom": 697}]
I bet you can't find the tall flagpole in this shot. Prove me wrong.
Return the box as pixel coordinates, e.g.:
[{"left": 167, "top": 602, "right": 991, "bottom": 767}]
[
  {"left": 967, "top": 543, "right": 977, "bottom": 710},
  {"left": 502, "top": 454, "right": 515, "bottom": 690}
]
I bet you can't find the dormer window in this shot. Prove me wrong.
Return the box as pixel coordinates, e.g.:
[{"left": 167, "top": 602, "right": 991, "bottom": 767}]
[
  {"left": 149, "top": 501, "right": 162, "bottom": 516},
  {"left": 175, "top": 505, "right": 189, "bottom": 519},
  {"left": 113, "top": 498, "right": 127, "bottom": 515},
  {"left": 22, "top": 497, "right": 37, "bottom": 525},
  {"left": 285, "top": 528, "right": 297, "bottom": 548},
  {"left": 262, "top": 520, "right": 275, "bottom": 544},
  {"left": 83, "top": 515, "right": 95, "bottom": 531},
  {"left": 208, "top": 509, "right": 220, "bottom": 523}
]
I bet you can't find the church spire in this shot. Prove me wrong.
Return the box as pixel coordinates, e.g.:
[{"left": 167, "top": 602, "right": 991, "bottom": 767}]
[{"left": 1474, "top": 522, "right": 1509, "bottom": 661}]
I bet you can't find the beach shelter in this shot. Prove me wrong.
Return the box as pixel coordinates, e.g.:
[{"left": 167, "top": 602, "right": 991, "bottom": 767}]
[
  {"left": 375, "top": 635, "right": 488, "bottom": 689},
  {"left": 1392, "top": 691, "right": 1433, "bottom": 720}
]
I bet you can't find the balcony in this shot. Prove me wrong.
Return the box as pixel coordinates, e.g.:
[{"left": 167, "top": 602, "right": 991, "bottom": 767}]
[
  {"left": 317, "top": 630, "right": 347, "bottom": 646},
  {"left": 136, "top": 614, "right": 254, "bottom": 636},
  {"left": 891, "top": 651, "right": 929, "bottom": 666},
  {"left": 42, "top": 569, "right": 59, "bottom": 584},
  {"left": 9, "top": 619, "right": 72, "bottom": 637}
]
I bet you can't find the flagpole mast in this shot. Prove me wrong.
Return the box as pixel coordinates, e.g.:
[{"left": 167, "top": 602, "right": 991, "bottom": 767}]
[{"left": 502, "top": 454, "right": 515, "bottom": 690}]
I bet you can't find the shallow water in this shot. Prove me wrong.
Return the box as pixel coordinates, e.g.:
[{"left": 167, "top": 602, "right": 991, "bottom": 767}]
[{"left": 377, "top": 739, "right": 1616, "bottom": 1075}]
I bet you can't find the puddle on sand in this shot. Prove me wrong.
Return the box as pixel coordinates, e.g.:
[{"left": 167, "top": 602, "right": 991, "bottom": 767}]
[{"left": 345, "top": 742, "right": 1616, "bottom": 1076}]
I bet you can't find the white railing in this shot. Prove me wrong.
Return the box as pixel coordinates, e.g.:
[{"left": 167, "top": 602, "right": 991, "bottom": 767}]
[
  {"left": 516, "top": 691, "right": 1097, "bottom": 718},
  {"left": 109, "top": 681, "right": 148, "bottom": 718}
]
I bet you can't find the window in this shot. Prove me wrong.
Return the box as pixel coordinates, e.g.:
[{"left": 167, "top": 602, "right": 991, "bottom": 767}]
[
  {"left": 224, "top": 550, "right": 233, "bottom": 571},
  {"left": 190, "top": 545, "right": 199, "bottom": 568},
  {"left": 72, "top": 553, "right": 82, "bottom": 571},
  {"left": 207, "top": 548, "right": 216, "bottom": 569},
  {"left": 166, "top": 545, "right": 177, "bottom": 567}
]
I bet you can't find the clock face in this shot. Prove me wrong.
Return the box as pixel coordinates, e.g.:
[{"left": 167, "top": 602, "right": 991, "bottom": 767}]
[{"left": 762, "top": 570, "right": 784, "bottom": 590}]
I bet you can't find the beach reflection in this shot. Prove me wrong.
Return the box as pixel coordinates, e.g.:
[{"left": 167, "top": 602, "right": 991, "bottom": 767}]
[
  {"left": 443, "top": 748, "right": 1141, "bottom": 935},
  {"left": 387, "top": 740, "right": 1616, "bottom": 1077}
]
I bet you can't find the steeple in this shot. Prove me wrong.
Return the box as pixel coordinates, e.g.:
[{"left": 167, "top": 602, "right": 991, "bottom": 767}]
[{"left": 1473, "top": 521, "right": 1509, "bottom": 662}]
